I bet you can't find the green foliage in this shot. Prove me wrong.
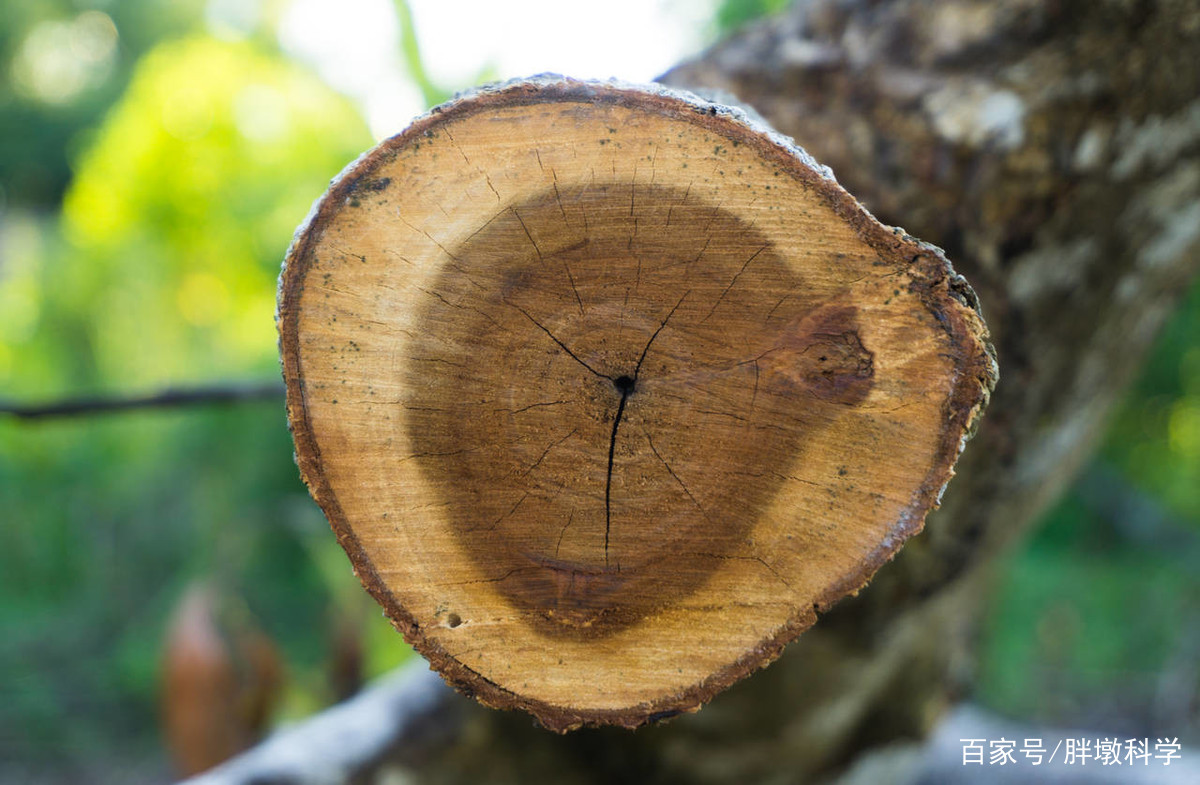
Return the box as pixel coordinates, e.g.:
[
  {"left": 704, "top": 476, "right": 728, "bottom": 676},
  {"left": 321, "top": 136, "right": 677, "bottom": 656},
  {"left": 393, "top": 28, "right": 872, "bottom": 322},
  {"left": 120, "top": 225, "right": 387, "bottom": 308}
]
[
  {"left": 976, "top": 277, "right": 1200, "bottom": 732},
  {"left": 0, "top": 408, "right": 312, "bottom": 760},
  {"left": 392, "top": 0, "right": 452, "bottom": 107},
  {"left": 1103, "top": 281, "right": 1200, "bottom": 524},
  {"left": 0, "top": 33, "right": 409, "bottom": 768},
  {"left": 714, "top": 0, "right": 792, "bottom": 35},
  {"left": 0, "top": 0, "right": 208, "bottom": 208},
  {"left": 977, "top": 485, "right": 1200, "bottom": 730},
  {"left": 60, "top": 36, "right": 373, "bottom": 386}
]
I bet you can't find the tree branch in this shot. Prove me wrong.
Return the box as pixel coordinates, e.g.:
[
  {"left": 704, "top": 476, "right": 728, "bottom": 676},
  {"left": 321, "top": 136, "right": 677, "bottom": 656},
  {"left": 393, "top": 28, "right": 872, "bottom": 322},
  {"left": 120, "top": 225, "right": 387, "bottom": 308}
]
[
  {"left": 0, "top": 380, "right": 285, "bottom": 421},
  {"left": 179, "top": 660, "right": 462, "bottom": 785}
]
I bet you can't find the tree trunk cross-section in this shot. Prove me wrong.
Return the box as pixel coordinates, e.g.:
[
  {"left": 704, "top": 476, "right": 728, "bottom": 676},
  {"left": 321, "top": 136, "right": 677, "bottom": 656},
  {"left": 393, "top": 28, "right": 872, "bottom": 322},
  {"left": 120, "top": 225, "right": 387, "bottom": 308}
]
[{"left": 277, "top": 77, "right": 995, "bottom": 731}]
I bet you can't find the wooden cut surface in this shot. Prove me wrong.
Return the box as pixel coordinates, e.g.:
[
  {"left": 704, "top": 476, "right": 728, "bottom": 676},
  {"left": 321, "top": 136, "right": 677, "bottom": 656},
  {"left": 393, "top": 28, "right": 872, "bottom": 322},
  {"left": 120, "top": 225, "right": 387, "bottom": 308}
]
[{"left": 278, "top": 78, "right": 995, "bottom": 731}]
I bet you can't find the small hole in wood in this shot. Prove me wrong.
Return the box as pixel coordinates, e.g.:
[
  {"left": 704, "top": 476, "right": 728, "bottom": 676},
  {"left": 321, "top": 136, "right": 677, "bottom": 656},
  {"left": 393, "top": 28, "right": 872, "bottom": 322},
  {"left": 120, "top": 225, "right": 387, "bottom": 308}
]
[
  {"left": 446, "top": 613, "right": 462, "bottom": 628},
  {"left": 614, "top": 375, "right": 635, "bottom": 394}
]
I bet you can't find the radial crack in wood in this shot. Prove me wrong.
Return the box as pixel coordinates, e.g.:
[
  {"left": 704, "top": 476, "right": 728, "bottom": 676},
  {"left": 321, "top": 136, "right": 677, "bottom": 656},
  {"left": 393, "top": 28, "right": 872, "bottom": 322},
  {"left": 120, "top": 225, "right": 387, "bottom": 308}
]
[{"left": 277, "top": 76, "right": 996, "bottom": 732}]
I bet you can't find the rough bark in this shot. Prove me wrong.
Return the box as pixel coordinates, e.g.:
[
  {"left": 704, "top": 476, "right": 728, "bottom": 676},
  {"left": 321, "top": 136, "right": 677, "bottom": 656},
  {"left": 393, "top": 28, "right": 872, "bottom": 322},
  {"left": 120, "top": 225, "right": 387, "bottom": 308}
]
[{"left": 202, "top": 0, "right": 1200, "bottom": 782}]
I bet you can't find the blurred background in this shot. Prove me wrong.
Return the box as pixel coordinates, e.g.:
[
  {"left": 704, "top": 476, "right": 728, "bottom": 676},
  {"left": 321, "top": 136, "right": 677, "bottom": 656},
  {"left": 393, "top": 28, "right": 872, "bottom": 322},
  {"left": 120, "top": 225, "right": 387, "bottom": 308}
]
[{"left": 0, "top": 0, "right": 1196, "bottom": 782}]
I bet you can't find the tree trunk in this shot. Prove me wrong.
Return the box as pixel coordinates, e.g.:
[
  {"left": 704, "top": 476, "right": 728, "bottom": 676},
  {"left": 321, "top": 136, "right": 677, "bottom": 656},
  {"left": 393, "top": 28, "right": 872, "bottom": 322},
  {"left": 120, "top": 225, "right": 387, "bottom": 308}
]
[{"left": 197, "top": 0, "right": 1200, "bottom": 782}]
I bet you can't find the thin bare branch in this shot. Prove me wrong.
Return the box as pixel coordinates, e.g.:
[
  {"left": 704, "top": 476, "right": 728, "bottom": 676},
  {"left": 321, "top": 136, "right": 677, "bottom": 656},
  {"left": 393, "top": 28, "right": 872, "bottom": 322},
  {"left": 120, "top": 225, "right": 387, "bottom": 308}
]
[{"left": 0, "top": 380, "right": 285, "bottom": 422}]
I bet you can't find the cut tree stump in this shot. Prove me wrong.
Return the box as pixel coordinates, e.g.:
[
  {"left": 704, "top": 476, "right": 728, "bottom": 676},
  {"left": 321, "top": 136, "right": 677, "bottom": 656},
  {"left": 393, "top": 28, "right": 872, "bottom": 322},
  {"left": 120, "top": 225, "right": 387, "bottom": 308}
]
[{"left": 277, "top": 77, "right": 995, "bottom": 732}]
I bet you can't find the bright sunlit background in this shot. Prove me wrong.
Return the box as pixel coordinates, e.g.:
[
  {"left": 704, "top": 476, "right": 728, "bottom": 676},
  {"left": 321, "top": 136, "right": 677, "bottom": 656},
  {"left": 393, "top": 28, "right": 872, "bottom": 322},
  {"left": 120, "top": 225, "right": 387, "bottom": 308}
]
[
  {"left": 270, "top": 0, "right": 718, "bottom": 139},
  {"left": 1, "top": 0, "right": 1196, "bottom": 783}
]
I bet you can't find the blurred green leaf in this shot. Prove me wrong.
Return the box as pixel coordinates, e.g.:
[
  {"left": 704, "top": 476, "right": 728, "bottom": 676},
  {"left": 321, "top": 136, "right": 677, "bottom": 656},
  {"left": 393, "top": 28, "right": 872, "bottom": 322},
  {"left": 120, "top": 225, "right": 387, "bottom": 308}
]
[
  {"left": 714, "top": 0, "right": 791, "bottom": 35},
  {"left": 392, "top": 0, "right": 451, "bottom": 107}
]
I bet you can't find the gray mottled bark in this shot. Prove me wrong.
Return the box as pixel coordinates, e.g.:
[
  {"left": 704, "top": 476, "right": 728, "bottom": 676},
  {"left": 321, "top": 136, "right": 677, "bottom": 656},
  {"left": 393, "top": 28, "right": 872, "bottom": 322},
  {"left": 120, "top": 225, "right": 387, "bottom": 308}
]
[{"left": 186, "top": 0, "right": 1200, "bottom": 782}]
